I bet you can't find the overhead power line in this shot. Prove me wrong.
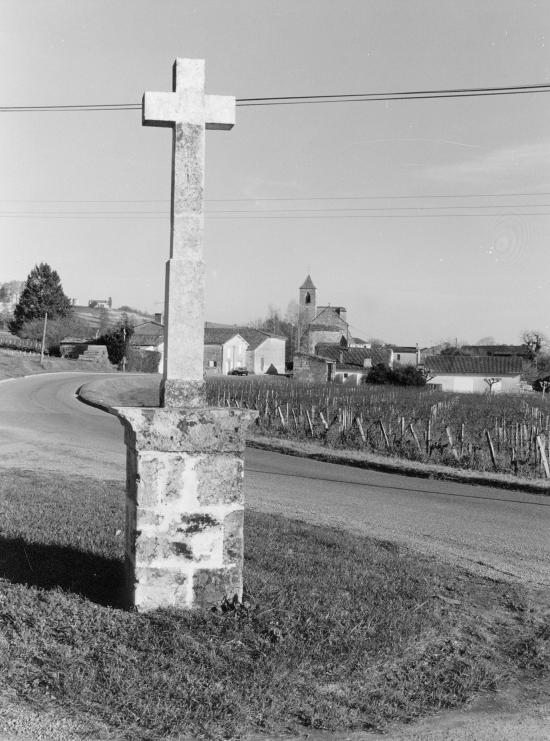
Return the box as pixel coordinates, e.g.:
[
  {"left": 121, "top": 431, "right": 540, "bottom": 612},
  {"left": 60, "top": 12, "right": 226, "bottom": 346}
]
[
  {"left": 1, "top": 190, "right": 550, "bottom": 204},
  {"left": 1, "top": 82, "right": 549, "bottom": 112}
]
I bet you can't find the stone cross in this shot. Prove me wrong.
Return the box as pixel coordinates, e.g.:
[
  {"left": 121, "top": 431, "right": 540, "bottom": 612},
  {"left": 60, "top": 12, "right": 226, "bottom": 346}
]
[
  {"left": 143, "top": 58, "right": 236, "bottom": 406},
  {"left": 115, "top": 59, "right": 255, "bottom": 612}
]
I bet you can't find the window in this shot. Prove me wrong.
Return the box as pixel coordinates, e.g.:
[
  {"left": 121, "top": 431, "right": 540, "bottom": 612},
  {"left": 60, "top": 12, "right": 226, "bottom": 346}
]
[
  {"left": 208, "top": 360, "right": 217, "bottom": 368},
  {"left": 305, "top": 292, "right": 311, "bottom": 305},
  {"left": 261, "top": 357, "right": 265, "bottom": 371}
]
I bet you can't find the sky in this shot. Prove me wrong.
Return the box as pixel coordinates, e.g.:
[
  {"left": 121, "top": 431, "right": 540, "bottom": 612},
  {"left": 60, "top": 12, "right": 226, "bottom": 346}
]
[{"left": 1, "top": 0, "right": 549, "bottom": 346}]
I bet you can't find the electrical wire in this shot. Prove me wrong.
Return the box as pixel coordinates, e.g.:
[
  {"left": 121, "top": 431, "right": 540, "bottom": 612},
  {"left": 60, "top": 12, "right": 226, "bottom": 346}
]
[{"left": 1, "top": 82, "right": 549, "bottom": 112}]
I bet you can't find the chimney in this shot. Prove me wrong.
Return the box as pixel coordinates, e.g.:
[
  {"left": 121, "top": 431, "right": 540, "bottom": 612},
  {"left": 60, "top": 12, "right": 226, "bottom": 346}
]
[{"left": 154, "top": 312, "right": 162, "bottom": 324}]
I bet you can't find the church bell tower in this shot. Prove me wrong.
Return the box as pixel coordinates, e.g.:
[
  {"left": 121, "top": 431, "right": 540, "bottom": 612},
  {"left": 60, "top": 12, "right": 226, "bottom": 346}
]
[{"left": 299, "top": 274, "right": 316, "bottom": 327}]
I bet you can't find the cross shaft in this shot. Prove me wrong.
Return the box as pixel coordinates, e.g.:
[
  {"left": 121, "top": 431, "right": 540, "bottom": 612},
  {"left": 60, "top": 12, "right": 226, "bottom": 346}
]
[{"left": 142, "top": 58, "right": 235, "bottom": 407}]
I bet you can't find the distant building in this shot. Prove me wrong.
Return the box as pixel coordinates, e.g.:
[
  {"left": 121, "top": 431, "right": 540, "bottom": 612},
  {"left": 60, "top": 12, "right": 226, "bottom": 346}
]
[
  {"left": 423, "top": 355, "right": 522, "bottom": 393},
  {"left": 88, "top": 297, "right": 112, "bottom": 309},
  {"left": 298, "top": 275, "right": 350, "bottom": 352},
  {"left": 126, "top": 322, "right": 285, "bottom": 375},
  {"left": 388, "top": 346, "right": 421, "bottom": 366}
]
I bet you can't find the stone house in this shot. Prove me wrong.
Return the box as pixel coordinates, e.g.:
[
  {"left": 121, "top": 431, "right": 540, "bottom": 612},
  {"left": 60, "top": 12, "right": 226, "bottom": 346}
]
[
  {"left": 423, "top": 355, "right": 522, "bottom": 393},
  {"left": 293, "top": 352, "right": 335, "bottom": 383},
  {"left": 315, "top": 344, "right": 394, "bottom": 384}
]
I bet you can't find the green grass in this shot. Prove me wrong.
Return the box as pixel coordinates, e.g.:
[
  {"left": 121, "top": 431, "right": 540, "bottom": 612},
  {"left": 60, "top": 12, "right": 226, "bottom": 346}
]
[
  {"left": 0, "top": 349, "right": 114, "bottom": 380},
  {"left": 0, "top": 468, "right": 548, "bottom": 739}
]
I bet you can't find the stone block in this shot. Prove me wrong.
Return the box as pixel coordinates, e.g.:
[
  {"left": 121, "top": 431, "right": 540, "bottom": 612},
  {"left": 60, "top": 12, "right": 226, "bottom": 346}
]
[
  {"left": 223, "top": 509, "right": 244, "bottom": 564},
  {"left": 196, "top": 455, "right": 244, "bottom": 505},
  {"left": 193, "top": 566, "right": 242, "bottom": 607},
  {"left": 116, "top": 406, "right": 257, "bottom": 453}
]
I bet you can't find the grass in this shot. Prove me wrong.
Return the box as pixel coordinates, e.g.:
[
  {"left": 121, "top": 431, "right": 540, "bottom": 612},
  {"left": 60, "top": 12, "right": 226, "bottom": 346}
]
[
  {"left": 0, "top": 349, "right": 114, "bottom": 380},
  {"left": 0, "top": 467, "right": 548, "bottom": 739}
]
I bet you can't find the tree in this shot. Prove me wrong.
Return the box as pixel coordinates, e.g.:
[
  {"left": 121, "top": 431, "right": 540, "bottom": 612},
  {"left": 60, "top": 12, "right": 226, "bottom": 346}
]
[
  {"left": 94, "top": 315, "right": 134, "bottom": 365},
  {"left": 9, "top": 263, "right": 72, "bottom": 335},
  {"left": 18, "top": 315, "right": 91, "bottom": 354},
  {"left": 520, "top": 330, "right": 547, "bottom": 360},
  {"left": 366, "top": 337, "right": 385, "bottom": 348},
  {"left": 365, "top": 363, "right": 426, "bottom": 387}
]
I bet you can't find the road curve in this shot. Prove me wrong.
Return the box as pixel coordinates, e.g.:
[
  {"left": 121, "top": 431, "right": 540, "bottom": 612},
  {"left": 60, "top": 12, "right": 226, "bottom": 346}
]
[{"left": 0, "top": 372, "right": 549, "bottom": 587}]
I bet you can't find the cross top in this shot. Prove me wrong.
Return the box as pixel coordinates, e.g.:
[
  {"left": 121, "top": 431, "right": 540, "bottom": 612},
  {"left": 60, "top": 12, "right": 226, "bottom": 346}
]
[{"left": 143, "top": 58, "right": 235, "bottom": 130}]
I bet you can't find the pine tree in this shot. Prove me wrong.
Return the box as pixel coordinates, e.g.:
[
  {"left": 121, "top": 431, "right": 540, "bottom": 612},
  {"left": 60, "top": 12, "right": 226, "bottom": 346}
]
[{"left": 9, "top": 263, "right": 72, "bottom": 334}]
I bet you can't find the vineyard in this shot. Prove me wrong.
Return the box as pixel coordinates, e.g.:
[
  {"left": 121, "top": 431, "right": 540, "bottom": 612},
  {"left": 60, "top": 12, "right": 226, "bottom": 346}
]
[{"left": 206, "top": 377, "right": 550, "bottom": 480}]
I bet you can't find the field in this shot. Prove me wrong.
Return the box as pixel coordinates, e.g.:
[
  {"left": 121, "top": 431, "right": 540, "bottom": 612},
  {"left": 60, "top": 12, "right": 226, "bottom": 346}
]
[
  {"left": 1, "top": 467, "right": 548, "bottom": 739},
  {"left": 207, "top": 378, "right": 550, "bottom": 480}
]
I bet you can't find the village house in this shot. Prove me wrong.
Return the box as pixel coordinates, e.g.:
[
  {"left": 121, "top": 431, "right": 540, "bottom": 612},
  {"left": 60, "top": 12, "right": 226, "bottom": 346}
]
[
  {"left": 293, "top": 343, "right": 394, "bottom": 385},
  {"left": 127, "top": 322, "right": 286, "bottom": 375},
  {"left": 232, "top": 327, "right": 286, "bottom": 374},
  {"left": 203, "top": 328, "right": 248, "bottom": 375},
  {"left": 389, "top": 345, "right": 421, "bottom": 366},
  {"left": 423, "top": 355, "right": 523, "bottom": 393}
]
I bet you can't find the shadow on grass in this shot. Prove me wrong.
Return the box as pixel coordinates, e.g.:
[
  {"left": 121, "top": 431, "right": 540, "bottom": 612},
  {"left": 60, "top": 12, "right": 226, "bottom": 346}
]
[{"left": 0, "top": 536, "right": 126, "bottom": 608}]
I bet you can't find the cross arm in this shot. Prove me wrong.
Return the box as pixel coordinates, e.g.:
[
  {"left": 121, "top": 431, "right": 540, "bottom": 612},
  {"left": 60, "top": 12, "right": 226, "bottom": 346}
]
[
  {"left": 142, "top": 92, "right": 179, "bottom": 127},
  {"left": 205, "top": 94, "right": 236, "bottom": 130}
]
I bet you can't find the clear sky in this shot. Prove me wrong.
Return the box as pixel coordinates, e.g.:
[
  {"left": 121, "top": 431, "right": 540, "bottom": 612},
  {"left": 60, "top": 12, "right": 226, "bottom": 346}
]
[{"left": 1, "top": 0, "right": 549, "bottom": 346}]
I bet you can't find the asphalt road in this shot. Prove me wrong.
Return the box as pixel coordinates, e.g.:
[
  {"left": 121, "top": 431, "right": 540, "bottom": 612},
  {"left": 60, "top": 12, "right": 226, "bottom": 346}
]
[{"left": 1, "top": 372, "right": 549, "bottom": 588}]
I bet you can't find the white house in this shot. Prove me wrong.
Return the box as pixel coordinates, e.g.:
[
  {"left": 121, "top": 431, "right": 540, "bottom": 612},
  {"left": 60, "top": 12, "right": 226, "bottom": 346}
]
[
  {"left": 423, "top": 355, "right": 522, "bottom": 393},
  {"left": 234, "top": 327, "right": 286, "bottom": 374}
]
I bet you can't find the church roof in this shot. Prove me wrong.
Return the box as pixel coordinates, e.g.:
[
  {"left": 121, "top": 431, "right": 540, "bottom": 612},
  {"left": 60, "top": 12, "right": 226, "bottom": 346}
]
[{"left": 300, "top": 274, "right": 316, "bottom": 290}]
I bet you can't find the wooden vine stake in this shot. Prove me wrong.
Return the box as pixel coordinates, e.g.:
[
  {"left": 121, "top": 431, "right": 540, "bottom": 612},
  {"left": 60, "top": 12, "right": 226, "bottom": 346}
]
[
  {"left": 355, "top": 417, "right": 366, "bottom": 443},
  {"left": 408, "top": 423, "right": 422, "bottom": 454},
  {"left": 535, "top": 435, "right": 550, "bottom": 478},
  {"left": 305, "top": 409, "right": 314, "bottom": 436},
  {"left": 379, "top": 420, "right": 390, "bottom": 448},
  {"left": 485, "top": 429, "right": 498, "bottom": 471},
  {"left": 445, "top": 426, "right": 459, "bottom": 460}
]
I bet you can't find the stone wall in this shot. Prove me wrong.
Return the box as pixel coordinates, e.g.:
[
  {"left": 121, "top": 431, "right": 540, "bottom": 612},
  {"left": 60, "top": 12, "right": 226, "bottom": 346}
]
[
  {"left": 204, "top": 345, "right": 222, "bottom": 375},
  {"left": 292, "top": 353, "right": 332, "bottom": 383},
  {"left": 128, "top": 347, "right": 162, "bottom": 373}
]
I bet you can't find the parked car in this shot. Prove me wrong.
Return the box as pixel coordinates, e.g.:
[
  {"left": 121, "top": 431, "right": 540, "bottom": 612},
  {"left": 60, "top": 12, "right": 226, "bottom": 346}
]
[{"left": 228, "top": 367, "right": 248, "bottom": 376}]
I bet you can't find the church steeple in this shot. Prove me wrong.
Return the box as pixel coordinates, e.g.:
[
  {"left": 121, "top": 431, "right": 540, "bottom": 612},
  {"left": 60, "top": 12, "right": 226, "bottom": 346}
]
[{"left": 299, "top": 274, "right": 316, "bottom": 329}]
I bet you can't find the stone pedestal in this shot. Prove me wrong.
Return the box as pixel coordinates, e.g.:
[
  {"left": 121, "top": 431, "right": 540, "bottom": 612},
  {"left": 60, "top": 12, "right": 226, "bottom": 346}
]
[{"left": 116, "top": 406, "right": 257, "bottom": 611}]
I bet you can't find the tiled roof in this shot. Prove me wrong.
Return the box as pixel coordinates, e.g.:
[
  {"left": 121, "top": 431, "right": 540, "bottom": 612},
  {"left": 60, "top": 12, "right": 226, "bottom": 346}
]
[
  {"left": 295, "top": 352, "right": 333, "bottom": 363},
  {"left": 335, "top": 363, "right": 369, "bottom": 373},
  {"left": 460, "top": 344, "right": 532, "bottom": 358},
  {"left": 300, "top": 274, "right": 316, "bottom": 290},
  {"left": 423, "top": 355, "right": 523, "bottom": 375},
  {"left": 232, "top": 327, "right": 286, "bottom": 350},
  {"left": 391, "top": 346, "right": 417, "bottom": 354},
  {"left": 204, "top": 327, "right": 245, "bottom": 346},
  {"left": 315, "top": 344, "right": 392, "bottom": 367},
  {"left": 133, "top": 321, "right": 164, "bottom": 334},
  {"left": 130, "top": 333, "right": 163, "bottom": 347}
]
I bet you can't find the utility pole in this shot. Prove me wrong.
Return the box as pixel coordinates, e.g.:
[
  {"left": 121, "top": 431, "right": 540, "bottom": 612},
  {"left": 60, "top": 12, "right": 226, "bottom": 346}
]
[{"left": 40, "top": 311, "right": 48, "bottom": 364}]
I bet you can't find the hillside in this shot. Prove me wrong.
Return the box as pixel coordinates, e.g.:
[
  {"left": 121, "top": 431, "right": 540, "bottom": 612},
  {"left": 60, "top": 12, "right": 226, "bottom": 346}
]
[{"left": 72, "top": 306, "right": 153, "bottom": 331}]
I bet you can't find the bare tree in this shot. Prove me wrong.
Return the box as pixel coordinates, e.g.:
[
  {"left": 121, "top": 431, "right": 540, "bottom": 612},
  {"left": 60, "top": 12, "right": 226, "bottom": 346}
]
[{"left": 484, "top": 377, "right": 501, "bottom": 393}]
